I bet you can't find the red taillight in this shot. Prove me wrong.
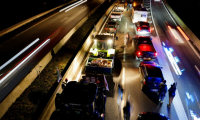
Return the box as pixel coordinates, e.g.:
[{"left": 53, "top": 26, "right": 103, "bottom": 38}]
[
  {"left": 155, "top": 52, "right": 157, "bottom": 56},
  {"left": 137, "top": 27, "right": 141, "bottom": 31},
  {"left": 115, "top": 28, "right": 116, "bottom": 30},
  {"left": 149, "top": 28, "right": 151, "bottom": 32},
  {"left": 138, "top": 51, "right": 141, "bottom": 55},
  {"left": 105, "top": 28, "right": 108, "bottom": 30},
  {"left": 143, "top": 81, "right": 147, "bottom": 85}
]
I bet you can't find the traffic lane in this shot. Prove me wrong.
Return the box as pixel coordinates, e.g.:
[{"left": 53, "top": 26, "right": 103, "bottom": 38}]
[
  {"left": 0, "top": 0, "right": 104, "bottom": 78},
  {"left": 0, "top": 0, "right": 105, "bottom": 100},
  {"left": 111, "top": 7, "right": 178, "bottom": 120},
  {"left": 152, "top": 1, "right": 200, "bottom": 119},
  {"left": 0, "top": 0, "right": 104, "bottom": 68}
]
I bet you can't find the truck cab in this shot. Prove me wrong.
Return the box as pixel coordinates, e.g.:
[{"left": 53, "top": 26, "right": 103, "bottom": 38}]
[{"left": 90, "top": 33, "right": 115, "bottom": 58}]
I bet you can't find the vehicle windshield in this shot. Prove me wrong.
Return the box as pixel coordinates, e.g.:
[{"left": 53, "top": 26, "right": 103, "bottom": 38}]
[
  {"left": 96, "top": 41, "right": 112, "bottom": 50},
  {"left": 146, "top": 65, "right": 163, "bottom": 78}
]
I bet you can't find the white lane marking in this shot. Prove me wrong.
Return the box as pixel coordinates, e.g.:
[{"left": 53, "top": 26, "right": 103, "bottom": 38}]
[
  {"left": 195, "top": 65, "right": 200, "bottom": 74},
  {"left": 125, "top": 22, "right": 127, "bottom": 29},
  {"left": 16, "top": 12, "right": 59, "bottom": 36},
  {"left": 0, "top": 38, "right": 40, "bottom": 70},
  {"left": 60, "top": 17, "right": 68, "bottom": 22},
  {"left": 122, "top": 67, "right": 125, "bottom": 88},
  {"left": 162, "top": 2, "right": 177, "bottom": 26},
  {"left": 150, "top": 1, "right": 188, "bottom": 120},
  {"left": 59, "top": 0, "right": 82, "bottom": 12},
  {"left": 0, "top": 39, "right": 50, "bottom": 84}
]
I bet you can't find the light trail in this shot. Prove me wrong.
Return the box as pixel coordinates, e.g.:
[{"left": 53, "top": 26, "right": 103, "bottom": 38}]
[
  {"left": 0, "top": 39, "right": 50, "bottom": 84},
  {"left": 65, "top": 0, "right": 87, "bottom": 12},
  {"left": 59, "top": 0, "right": 83, "bottom": 12},
  {"left": 177, "top": 26, "right": 190, "bottom": 41},
  {"left": 0, "top": 38, "right": 40, "bottom": 71}
]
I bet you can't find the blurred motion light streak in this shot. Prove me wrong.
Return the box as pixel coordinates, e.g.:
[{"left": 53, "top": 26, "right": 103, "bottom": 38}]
[
  {"left": 65, "top": 0, "right": 87, "bottom": 12},
  {"left": 0, "top": 38, "right": 40, "bottom": 71},
  {"left": 60, "top": 0, "right": 83, "bottom": 12},
  {"left": 0, "top": 39, "right": 50, "bottom": 84},
  {"left": 177, "top": 26, "right": 190, "bottom": 41},
  {"left": 163, "top": 46, "right": 182, "bottom": 75}
]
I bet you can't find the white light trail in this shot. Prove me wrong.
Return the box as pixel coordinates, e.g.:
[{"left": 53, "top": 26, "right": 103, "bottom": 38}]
[
  {"left": 0, "top": 39, "right": 50, "bottom": 84},
  {"left": 0, "top": 38, "right": 40, "bottom": 71},
  {"left": 195, "top": 65, "right": 200, "bottom": 74},
  {"left": 59, "top": 0, "right": 83, "bottom": 12},
  {"left": 163, "top": 47, "right": 182, "bottom": 75},
  {"left": 65, "top": 0, "right": 87, "bottom": 12}
]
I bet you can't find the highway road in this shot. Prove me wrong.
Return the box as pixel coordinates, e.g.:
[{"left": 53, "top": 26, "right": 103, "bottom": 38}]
[
  {"left": 100, "top": 0, "right": 200, "bottom": 120},
  {"left": 0, "top": 0, "right": 105, "bottom": 102}
]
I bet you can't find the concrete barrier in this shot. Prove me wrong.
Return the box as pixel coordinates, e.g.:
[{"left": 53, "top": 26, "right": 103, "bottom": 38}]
[
  {"left": 0, "top": 0, "right": 77, "bottom": 37},
  {"left": 39, "top": 2, "right": 117, "bottom": 120},
  {"left": 0, "top": 52, "right": 52, "bottom": 119},
  {"left": 163, "top": 0, "right": 200, "bottom": 51}
]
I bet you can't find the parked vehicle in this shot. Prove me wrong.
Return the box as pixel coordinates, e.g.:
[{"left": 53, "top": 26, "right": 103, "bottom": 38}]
[
  {"left": 116, "top": 2, "right": 125, "bottom": 11},
  {"left": 54, "top": 80, "right": 107, "bottom": 120},
  {"left": 134, "top": 21, "right": 151, "bottom": 36},
  {"left": 137, "top": 112, "right": 170, "bottom": 120},
  {"left": 139, "top": 61, "right": 165, "bottom": 93},
  {"left": 105, "top": 21, "right": 119, "bottom": 34},
  {"left": 110, "top": 12, "right": 122, "bottom": 21},
  {"left": 88, "top": 33, "right": 115, "bottom": 73},
  {"left": 135, "top": 38, "right": 157, "bottom": 60}
]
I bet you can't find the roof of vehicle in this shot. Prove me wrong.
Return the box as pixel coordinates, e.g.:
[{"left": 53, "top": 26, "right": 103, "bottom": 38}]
[
  {"left": 107, "top": 21, "right": 117, "bottom": 25},
  {"left": 134, "top": 5, "right": 147, "bottom": 11},
  {"left": 61, "top": 81, "right": 98, "bottom": 105},
  {"left": 138, "top": 44, "right": 155, "bottom": 51},
  {"left": 113, "top": 9, "right": 123, "bottom": 12},
  {"left": 145, "top": 64, "right": 164, "bottom": 79},
  {"left": 137, "top": 37, "right": 152, "bottom": 44},
  {"left": 95, "top": 35, "right": 114, "bottom": 41},
  {"left": 111, "top": 12, "right": 121, "bottom": 15},
  {"left": 138, "top": 112, "right": 169, "bottom": 120}
]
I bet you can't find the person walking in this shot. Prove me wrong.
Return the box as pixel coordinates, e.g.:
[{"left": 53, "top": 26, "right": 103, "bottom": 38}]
[
  {"left": 158, "top": 80, "right": 167, "bottom": 103},
  {"left": 125, "top": 32, "right": 130, "bottom": 47},
  {"left": 167, "top": 83, "right": 176, "bottom": 107},
  {"left": 118, "top": 83, "right": 123, "bottom": 105}
]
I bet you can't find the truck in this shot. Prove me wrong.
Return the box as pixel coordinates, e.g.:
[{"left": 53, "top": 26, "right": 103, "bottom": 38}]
[
  {"left": 87, "top": 33, "right": 115, "bottom": 73},
  {"left": 131, "top": 4, "right": 147, "bottom": 23},
  {"left": 52, "top": 73, "right": 109, "bottom": 120},
  {"left": 134, "top": 36, "right": 157, "bottom": 60}
]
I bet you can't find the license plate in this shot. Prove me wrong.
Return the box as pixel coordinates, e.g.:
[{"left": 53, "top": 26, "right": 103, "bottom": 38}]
[{"left": 151, "top": 89, "right": 158, "bottom": 92}]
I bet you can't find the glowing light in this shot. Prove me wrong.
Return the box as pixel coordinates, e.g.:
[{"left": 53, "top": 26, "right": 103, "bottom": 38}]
[
  {"left": 163, "top": 46, "right": 182, "bottom": 75},
  {"left": 60, "top": 0, "right": 83, "bottom": 12},
  {"left": 177, "top": 26, "right": 190, "bottom": 41},
  {"left": 65, "top": 0, "right": 87, "bottom": 12},
  {"left": 108, "top": 39, "right": 113, "bottom": 44},
  {"left": 0, "top": 39, "right": 50, "bottom": 84},
  {"left": 0, "top": 38, "right": 40, "bottom": 71},
  {"left": 168, "top": 26, "right": 178, "bottom": 39}
]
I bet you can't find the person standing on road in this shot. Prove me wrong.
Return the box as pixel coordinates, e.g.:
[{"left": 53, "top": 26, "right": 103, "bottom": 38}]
[
  {"left": 158, "top": 80, "right": 167, "bottom": 103},
  {"left": 118, "top": 83, "right": 123, "bottom": 105},
  {"left": 167, "top": 83, "right": 176, "bottom": 107},
  {"left": 125, "top": 32, "right": 130, "bottom": 46}
]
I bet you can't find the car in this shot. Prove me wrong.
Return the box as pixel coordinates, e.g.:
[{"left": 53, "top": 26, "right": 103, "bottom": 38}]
[
  {"left": 134, "top": 37, "right": 157, "bottom": 60},
  {"left": 139, "top": 61, "right": 165, "bottom": 92},
  {"left": 110, "top": 12, "right": 122, "bottom": 21},
  {"left": 134, "top": 21, "right": 151, "bottom": 36},
  {"left": 116, "top": 2, "right": 125, "bottom": 11},
  {"left": 105, "top": 21, "right": 119, "bottom": 33},
  {"left": 137, "top": 112, "right": 170, "bottom": 120},
  {"left": 113, "top": 8, "right": 123, "bottom": 13}
]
